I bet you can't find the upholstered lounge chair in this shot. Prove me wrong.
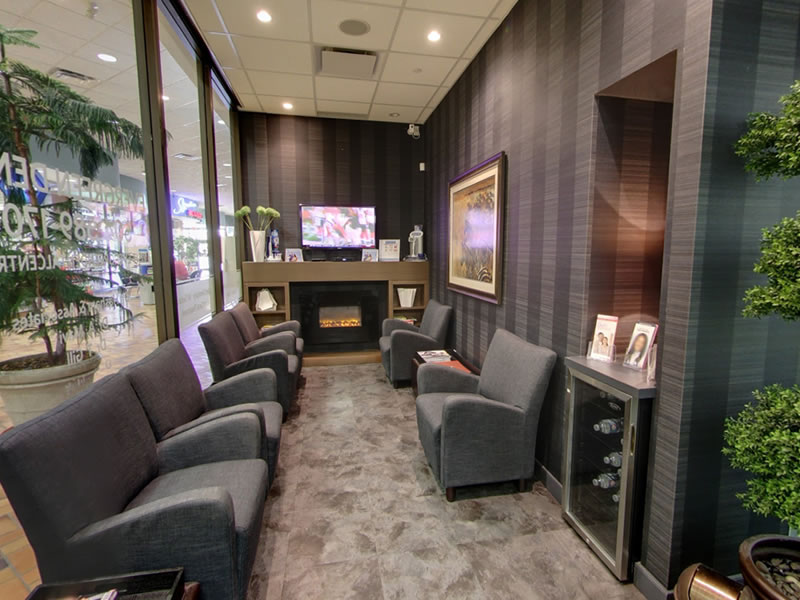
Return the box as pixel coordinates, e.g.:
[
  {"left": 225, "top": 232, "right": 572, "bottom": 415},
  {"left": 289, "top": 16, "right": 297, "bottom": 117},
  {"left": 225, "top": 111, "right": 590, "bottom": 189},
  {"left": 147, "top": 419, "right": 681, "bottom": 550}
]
[
  {"left": 199, "top": 311, "right": 299, "bottom": 417},
  {"left": 0, "top": 373, "right": 267, "bottom": 600},
  {"left": 123, "top": 338, "right": 282, "bottom": 486},
  {"left": 229, "top": 301, "right": 304, "bottom": 372},
  {"left": 380, "top": 299, "right": 452, "bottom": 386},
  {"left": 415, "top": 329, "right": 557, "bottom": 501}
]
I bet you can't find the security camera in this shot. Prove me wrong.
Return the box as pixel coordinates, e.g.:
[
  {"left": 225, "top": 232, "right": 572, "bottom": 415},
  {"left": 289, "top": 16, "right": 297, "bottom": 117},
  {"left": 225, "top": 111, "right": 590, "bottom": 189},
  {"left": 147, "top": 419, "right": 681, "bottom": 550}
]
[{"left": 407, "top": 123, "right": 420, "bottom": 140}]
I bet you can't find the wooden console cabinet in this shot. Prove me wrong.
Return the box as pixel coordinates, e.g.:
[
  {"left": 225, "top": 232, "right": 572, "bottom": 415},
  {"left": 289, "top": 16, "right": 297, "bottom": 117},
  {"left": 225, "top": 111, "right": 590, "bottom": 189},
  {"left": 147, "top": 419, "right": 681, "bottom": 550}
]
[{"left": 242, "top": 261, "right": 430, "bottom": 328}]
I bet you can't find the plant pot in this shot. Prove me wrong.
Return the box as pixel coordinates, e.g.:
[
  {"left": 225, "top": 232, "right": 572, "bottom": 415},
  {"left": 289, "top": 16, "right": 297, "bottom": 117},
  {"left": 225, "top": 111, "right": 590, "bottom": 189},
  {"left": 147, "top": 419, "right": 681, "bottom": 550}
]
[
  {"left": 250, "top": 230, "right": 266, "bottom": 262},
  {"left": 740, "top": 534, "right": 800, "bottom": 599},
  {"left": 0, "top": 352, "right": 102, "bottom": 425}
]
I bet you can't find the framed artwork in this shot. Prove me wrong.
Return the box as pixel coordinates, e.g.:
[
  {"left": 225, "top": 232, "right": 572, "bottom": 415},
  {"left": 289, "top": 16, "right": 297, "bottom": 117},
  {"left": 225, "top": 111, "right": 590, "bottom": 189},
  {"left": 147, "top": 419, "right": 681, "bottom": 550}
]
[
  {"left": 589, "top": 314, "right": 618, "bottom": 362},
  {"left": 623, "top": 322, "right": 658, "bottom": 370},
  {"left": 361, "top": 248, "right": 379, "bottom": 262},
  {"left": 285, "top": 248, "right": 303, "bottom": 263},
  {"left": 448, "top": 152, "right": 506, "bottom": 303}
]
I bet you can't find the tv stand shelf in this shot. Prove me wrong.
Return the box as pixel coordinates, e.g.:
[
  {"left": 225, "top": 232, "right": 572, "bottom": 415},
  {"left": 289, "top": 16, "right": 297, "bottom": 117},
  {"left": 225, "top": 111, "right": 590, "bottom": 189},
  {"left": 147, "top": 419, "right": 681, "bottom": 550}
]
[{"left": 242, "top": 261, "right": 429, "bottom": 328}]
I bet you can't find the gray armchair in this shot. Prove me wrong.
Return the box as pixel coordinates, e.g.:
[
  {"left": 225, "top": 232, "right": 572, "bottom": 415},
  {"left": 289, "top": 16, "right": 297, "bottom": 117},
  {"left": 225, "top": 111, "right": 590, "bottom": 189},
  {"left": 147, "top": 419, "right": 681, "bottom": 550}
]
[
  {"left": 229, "top": 302, "right": 304, "bottom": 372},
  {"left": 199, "top": 311, "right": 299, "bottom": 417},
  {"left": 0, "top": 373, "right": 267, "bottom": 600},
  {"left": 415, "top": 329, "right": 557, "bottom": 501},
  {"left": 123, "top": 338, "right": 283, "bottom": 486},
  {"left": 380, "top": 299, "right": 453, "bottom": 386}
]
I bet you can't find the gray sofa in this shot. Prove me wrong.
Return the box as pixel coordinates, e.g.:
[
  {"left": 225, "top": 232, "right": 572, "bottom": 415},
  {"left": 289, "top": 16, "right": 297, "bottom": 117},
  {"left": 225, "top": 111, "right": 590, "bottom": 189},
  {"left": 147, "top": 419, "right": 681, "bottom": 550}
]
[
  {"left": 123, "top": 338, "right": 282, "bottom": 486},
  {"left": 229, "top": 302, "right": 304, "bottom": 372},
  {"left": 415, "top": 329, "right": 556, "bottom": 501},
  {"left": 380, "top": 299, "right": 452, "bottom": 386},
  {"left": 199, "top": 310, "right": 299, "bottom": 418},
  {"left": 0, "top": 373, "right": 267, "bottom": 600}
]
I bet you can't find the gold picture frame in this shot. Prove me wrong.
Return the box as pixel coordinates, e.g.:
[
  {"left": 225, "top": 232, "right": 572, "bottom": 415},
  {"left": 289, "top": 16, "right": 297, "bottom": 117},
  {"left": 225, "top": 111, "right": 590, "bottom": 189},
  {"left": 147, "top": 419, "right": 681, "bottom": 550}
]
[{"left": 447, "top": 152, "right": 506, "bottom": 304}]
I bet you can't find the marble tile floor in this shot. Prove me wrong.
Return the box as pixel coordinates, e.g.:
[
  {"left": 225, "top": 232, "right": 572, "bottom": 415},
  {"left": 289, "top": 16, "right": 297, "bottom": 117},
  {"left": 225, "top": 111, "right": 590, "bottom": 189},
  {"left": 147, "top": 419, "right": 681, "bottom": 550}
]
[{"left": 246, "top": 364, "right": 645, "bottom": 600}]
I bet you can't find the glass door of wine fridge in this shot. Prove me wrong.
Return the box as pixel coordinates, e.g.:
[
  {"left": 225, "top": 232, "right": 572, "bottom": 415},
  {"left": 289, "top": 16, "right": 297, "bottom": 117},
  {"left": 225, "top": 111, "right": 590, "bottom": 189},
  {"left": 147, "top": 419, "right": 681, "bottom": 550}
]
[{"left": 562, "top": 357, "right": 654, "bottom": 581}]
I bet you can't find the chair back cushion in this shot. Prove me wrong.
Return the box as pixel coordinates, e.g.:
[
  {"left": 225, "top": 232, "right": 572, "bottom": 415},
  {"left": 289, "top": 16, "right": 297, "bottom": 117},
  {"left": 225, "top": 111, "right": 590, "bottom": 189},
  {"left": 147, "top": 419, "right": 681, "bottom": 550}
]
[
  {"left": 198, "top": 311, "right": 247, "bottom": 381},
  {"left": 0, "top": 374, "right": 157, "bottom": 563},
  {"left": 230, "top": 302, "right": 261, "bottom": 345},
  {"left": 124, "top": 339, "right": 206, "bottom": 440},
  {"left": 419, "top": 299, "right": 452, "bottom": 344}
]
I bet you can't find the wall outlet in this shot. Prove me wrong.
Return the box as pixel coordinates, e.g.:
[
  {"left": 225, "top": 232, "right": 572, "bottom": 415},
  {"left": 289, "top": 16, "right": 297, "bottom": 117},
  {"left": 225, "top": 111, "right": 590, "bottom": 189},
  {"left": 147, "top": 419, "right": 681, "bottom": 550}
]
[{"left": 419, "top": 162, "right": 426, "bottom": 171}]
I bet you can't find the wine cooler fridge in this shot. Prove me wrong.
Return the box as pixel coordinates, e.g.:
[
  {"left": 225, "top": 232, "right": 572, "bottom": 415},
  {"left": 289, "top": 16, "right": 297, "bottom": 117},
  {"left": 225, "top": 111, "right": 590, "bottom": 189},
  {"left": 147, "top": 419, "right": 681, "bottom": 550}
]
[{"left": 562, "top": 357, "right": 656, "bottom": 581}]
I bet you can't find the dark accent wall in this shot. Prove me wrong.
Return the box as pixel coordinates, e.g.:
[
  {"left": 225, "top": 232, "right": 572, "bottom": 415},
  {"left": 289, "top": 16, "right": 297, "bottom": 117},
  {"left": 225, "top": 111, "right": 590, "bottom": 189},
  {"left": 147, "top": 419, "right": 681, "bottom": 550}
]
[{"left": 239, "top": 113, "right": 425, "bottom": 253}]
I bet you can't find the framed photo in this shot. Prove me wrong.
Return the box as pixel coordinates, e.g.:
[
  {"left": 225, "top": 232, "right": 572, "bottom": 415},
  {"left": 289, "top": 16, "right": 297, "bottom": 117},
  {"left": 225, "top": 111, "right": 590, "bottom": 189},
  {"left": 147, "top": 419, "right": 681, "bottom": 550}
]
[
  {"left": 589, "top": 314, "right": 618, "bottom": 362},
  {"left": 379, "top": 239, "right": 400, "bottom": 262},
  {"left": 448, "top": 152, "right": 505, "bottom": 303},
  {"left": 285, "top": 248, "right": 303, "bottom": 263},
  {"left": 623, "top": 322, "right": 658, "bottom": 370},
  {"left": 361, "top": 248, "right": 379, "bottom": 262}
]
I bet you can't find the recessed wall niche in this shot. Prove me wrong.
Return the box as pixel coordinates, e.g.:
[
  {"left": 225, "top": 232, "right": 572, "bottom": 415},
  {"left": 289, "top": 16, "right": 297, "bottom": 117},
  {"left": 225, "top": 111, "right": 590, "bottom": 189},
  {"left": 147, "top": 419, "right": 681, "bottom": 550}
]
[{"left": 588, "top": 52, "right": 677, "bottom": 352}]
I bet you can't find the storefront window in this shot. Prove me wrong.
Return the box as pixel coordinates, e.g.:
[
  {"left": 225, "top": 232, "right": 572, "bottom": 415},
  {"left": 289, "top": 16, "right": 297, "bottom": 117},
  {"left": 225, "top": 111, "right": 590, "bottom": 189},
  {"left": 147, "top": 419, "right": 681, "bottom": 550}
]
[{"left": 158, "top": 11, "right": 216, "bottom": 332}]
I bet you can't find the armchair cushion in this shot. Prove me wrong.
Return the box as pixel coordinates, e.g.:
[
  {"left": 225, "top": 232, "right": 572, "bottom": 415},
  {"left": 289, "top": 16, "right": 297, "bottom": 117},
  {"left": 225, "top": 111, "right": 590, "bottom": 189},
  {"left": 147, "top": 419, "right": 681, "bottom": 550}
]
[
  {"left": 418, "top": 299, "right": 453, "bottom": 345},
  {"left": 204, "top": 369, "right": 278, "bottom": 409},
  {"left": 198, "top": 312, "right": 248, "bottom": 382},
  {"left": 124, "top": 339, "right": 206, "bottom": 441},
  {"left": 230, "top": 302, "right": 262, "bottom": 344},
  {"left": 245, "top": 331, "right": 296, "bottom": 357},
  {"left": 382, "top": 330, "right": 441, "bottom": 383}
]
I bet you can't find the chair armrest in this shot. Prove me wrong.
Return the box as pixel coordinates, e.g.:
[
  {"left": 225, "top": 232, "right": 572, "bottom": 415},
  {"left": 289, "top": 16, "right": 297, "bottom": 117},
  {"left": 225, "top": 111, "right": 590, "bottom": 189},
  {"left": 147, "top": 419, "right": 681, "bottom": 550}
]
[
  {"left": 440, "top": 395, "right": 525, "bottom": 487},
  {"left": 157, "top": 413, "right": 262, "bottom": 473},
  {"left": 245, "top": 331, "right": 296, "bottom": 356},
  {"left": 382, "top": 318, "right": 420, "bottom": 336},
  {"left": 417, "top": 363, "right": 481, "bottom": 395},
  {"left": 261, "top": 320, "right": 301, "bottom": 338},
  {"left": 204, "top": 368, "right": 278, "bottom": 409},
  {"left": 69, "top": 488, "right": 238, "bottom": 597},
  {"left": 223, "top": 350, "right": 288, "bottom": 381}
]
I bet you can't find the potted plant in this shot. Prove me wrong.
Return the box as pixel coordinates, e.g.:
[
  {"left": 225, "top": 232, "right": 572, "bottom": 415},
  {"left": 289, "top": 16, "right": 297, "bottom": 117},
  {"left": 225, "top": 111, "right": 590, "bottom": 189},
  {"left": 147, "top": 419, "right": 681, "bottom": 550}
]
[
  {"left": 0, "top": 26, "right": 145, "bottom": 424},
  {"left": 722, "top": 79, "right": 800, "bottom": 596},
  {"left": 235, "top": 205, "right": 280, "bottom": 262}
]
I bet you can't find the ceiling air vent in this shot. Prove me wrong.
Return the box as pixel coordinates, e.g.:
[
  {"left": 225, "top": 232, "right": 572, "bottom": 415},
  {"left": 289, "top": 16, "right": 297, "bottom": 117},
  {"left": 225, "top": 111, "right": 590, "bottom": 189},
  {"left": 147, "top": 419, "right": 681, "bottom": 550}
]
[
  {"left": 49, "top": 67, "right": 96, "bottom": 86},
  {"left": 319, "top": 47, "right": 377, "bottom": 79},
  {"left": 173, "top": 153, "right": 201, "bottom": 161}
]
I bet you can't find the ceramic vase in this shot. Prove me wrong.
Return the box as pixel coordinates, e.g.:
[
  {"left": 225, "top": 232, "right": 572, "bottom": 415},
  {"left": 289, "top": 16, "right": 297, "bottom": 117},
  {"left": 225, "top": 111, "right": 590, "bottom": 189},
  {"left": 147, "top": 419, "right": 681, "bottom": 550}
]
[{"left": 250, "top": 230, "right": 266, "bottom": 262}]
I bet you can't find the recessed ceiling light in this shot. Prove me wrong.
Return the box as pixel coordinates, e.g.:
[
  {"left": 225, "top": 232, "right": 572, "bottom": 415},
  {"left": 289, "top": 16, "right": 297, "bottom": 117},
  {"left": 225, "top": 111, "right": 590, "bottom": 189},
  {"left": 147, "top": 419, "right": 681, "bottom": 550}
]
[
  {"left": 140, "top": 171, "right": 146, "bottom": 176},
  {"left": 339, "top": 19, "right": 370, "bottom": 36},
  {"left": 162, "top": 95, "right": 170, "bottom": 101},
  {"left": 224, "top": 175, "right": 232, "bottom": 179},
  {"left": 217, "top": 119, "right": 225, "bottom": 125},
  {"left": 282, "top": 102, "right": 294, "bottom": 110},
  {"left": 389, "top": 112, "right": 400, "bottom": 117},
  {"left": 256, "top": 9, "right": 272, "bottom": 23},
  {"left": 427, "top": 30, "right": 441, "bottom": 42},
  {"left": 223, "top": 162, "right": 231, "bottom": 167},
  {"left": 97, "top": 53, "right": 117, "bottom": 63}
]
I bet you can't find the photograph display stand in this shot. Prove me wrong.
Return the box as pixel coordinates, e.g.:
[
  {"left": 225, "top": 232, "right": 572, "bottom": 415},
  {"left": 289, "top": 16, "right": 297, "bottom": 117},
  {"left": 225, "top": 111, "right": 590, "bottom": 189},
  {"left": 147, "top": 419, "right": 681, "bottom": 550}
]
[
  {"left": 623, "top": 322, "right": 659, "bottom": 370},
  {"left": 588, "top": 314, "right": 618, "bottom": 363}
]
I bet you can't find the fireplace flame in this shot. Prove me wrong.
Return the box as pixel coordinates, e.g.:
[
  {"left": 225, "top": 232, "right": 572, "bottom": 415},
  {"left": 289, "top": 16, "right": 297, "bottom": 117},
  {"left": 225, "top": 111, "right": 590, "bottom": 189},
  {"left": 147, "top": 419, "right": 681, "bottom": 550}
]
[{"left": 320, "top": 318, "right": 362, "bottom": 329}]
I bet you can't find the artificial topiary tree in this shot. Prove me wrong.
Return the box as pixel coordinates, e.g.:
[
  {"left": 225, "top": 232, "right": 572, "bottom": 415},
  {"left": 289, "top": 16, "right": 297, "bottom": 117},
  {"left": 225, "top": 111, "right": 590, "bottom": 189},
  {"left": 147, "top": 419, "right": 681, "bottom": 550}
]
[{"left": 723, "top": 79, "right": 800, "bottom": 530}]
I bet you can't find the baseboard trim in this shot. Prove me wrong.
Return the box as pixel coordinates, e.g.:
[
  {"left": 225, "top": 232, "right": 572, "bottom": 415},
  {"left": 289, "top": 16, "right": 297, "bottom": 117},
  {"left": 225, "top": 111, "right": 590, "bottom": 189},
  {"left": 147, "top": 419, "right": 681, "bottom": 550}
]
[
  {"left": 634, "top": 562, "right": 673, "bottom": 600},
  {"left": 534, "top": 460, "right": 562, "bottom": 504}
]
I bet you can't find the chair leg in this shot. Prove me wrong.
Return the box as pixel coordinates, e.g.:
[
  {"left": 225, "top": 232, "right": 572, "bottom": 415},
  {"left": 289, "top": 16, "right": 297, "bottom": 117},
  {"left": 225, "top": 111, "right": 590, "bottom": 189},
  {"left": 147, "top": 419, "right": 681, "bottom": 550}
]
[
  {"left": 446, "top": 487, "right": 456, "bottom": 502},
  {"left": 518, "top": 478, "right": 528, "bottom": 493},
  {"left": 393, "top": 380, "right": 400, "bottom": 389}
]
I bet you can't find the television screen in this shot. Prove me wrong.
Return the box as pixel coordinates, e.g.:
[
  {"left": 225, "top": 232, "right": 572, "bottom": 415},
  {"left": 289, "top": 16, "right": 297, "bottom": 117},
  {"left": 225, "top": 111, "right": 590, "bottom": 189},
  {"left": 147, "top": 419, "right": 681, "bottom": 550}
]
[{"left": 300, "top": 205, "right": 377, "bottom": 249}]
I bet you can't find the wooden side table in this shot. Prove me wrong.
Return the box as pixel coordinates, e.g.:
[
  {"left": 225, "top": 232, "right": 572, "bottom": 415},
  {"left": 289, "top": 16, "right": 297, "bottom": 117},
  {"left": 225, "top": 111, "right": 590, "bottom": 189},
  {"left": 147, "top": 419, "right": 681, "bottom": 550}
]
[{"left": 411, "top": 349, "right": 480, "bottom": 396}]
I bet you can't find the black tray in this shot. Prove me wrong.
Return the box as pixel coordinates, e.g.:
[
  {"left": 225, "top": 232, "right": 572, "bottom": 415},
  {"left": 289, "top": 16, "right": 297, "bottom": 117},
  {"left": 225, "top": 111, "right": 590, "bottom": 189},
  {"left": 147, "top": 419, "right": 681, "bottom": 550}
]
[{"left": 26, "top": 569, "right": 185, "bottom": 600}]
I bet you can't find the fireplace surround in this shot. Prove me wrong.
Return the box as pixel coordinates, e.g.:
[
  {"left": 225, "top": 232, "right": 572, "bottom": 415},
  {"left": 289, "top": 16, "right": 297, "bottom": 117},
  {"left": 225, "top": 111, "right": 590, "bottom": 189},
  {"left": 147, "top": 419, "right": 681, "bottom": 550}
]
[{"left": 291, "top": 281, "right": 387, "bottom": 352}]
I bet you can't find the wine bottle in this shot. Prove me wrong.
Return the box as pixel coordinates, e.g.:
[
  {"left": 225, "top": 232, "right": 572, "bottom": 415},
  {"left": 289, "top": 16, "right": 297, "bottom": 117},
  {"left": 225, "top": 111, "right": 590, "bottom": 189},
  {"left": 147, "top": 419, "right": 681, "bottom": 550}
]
[
  {"left": 593, "top": 418, "right": 623, "bottom": 434},
  {"left": 592, "top": 472, "right": 620, "bottom": 489},
  {"left": 603, "top": 452, "right": 623, "bottom": 467}
]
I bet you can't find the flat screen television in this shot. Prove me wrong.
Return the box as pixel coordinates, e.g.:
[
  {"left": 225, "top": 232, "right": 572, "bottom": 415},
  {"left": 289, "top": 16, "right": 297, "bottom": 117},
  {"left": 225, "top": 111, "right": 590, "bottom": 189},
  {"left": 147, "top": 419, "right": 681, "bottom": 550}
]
[{"left": 299, "top": 205, "right": 377, "bottom": 249}]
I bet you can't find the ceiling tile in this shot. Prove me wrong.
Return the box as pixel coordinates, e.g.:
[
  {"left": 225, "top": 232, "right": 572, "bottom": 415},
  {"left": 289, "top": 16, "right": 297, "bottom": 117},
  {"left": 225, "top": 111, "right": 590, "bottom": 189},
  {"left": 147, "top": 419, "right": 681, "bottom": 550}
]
[
  {"left": 464, "top": 18, "right": 500, "bottom": 59},
  {"left": 206, "top": 33, "right": 242, "bottom": 69},
  {"left": 310, "top": 0, "right": 399, "bottom": 51},
  {"left": 15, "top": 17, "right": 87, "bottom": 54},
  {"left": 258, "top": 96, "right": 316, "bottom": 116},
  {"left": 184, "top": 0, "right": 225, "bottom": 33},
  {"left": 223, "top": 68, "right": 255, "bottom": 95},
  {"left": 373, "top": 82, "right": 436, "bottom": 107},
  {"left": 49, "top": 0, "right": 131, "bottom": 27},
  {"left": 232, "top": 36, "right": 312, "bottom": 73},
  {"left": 428, "top": 86, "right": 450, "bottom": 108},
  {"left": 492, "top": 0, "right": 518, "bottom": 20},
  {"left": 72, "top": 42, "right": 137, "bottom": 72},
  {"left": 346, "top": 0, "right": 402, "bottom": 5},
  {"left": 368, "top": 104, "right": 421, "bottom": 122},
  {"left": 404, "top": 0, "right": 495, "bottom": 17},
  {"left": 390, "top": 9, "right": 483, "bottom": 58},
  {"left": 56, "top": 54, "right": 123, "bottom": 82},
  {"left": 418, "top": 107, "right": 434, "bottom": 123},
  {"left": 443, "top": 58, "right": 470, "bottom": 87},
  {"left": 315, "top": 76, "right": 376, "bottom": 102},
  {"left": 26, "top": 1, "right": 107, "bottom": 41},
  {"left": 216, "top": 0, "right": 309, "bottom": 41},
  {"left": 317, "top": 99, "right": 370, "bottom": 115},
  {"left": 238, "top": 93, "right": 262, "bottom": 111},
  {"left": 380, "top": 52, "right": 456, "bottom": 86},
  {"left": 248, "top": 71, "right": 314, "bottom": 97},
  {"left": 90, "top": 26, "right": 137, "bottom": 57}
]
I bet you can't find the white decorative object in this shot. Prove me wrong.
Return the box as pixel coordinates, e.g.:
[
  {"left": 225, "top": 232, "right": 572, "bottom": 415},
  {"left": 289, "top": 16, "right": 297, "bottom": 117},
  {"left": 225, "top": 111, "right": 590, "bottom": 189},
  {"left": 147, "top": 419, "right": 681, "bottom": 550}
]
[
  {"left": 408, "top": 225, "right": 424, "bottom": 258},
  {"left": 255, "top": 288, "right": 277, "bottom": 311},
  {"left": 397, "top": 288, "right": 417, "bottom": 308},
  {"left": 250, "top": 230, "right": 266, "bottom": 262}
]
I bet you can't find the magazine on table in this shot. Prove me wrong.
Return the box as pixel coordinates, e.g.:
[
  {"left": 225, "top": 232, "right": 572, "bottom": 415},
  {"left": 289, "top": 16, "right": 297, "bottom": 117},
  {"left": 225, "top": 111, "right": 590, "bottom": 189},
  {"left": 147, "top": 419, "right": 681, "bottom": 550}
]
[{"left": 417, "top": 350, "right": 451, "bottom": 363}]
